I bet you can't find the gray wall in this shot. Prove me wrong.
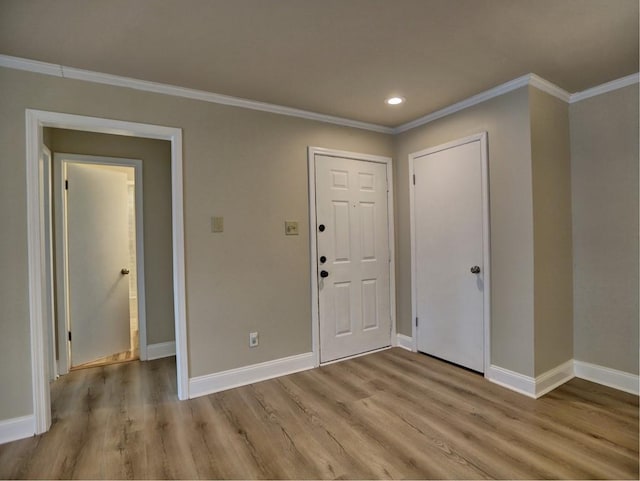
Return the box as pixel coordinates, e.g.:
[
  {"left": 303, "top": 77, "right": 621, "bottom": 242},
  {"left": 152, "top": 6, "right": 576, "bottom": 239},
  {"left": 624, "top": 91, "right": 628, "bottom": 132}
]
[
  {"left": 393, "top": 87, "right": 537, "bottom": 376},
  {"left": 570, "top": 84, "right": 639, "bottom": 374},
  {"left": 1, "top": 62, "right": 637, "bottom": 425},
  {"left": 530, "top": 88, "right": 574, "bottom": 376},
  {"left": 48, "top": 129, "right": 176, "bottom": 345},
  {"left": 0, "top": 66, "right": 393, "bottom": 421}
]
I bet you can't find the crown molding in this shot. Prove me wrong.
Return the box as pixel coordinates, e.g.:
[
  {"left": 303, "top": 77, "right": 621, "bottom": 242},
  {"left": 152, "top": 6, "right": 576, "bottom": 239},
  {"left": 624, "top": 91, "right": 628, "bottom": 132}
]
[
  {"left": 528, "top": 73, "right": 571, "bottom": 102},
  {"left": 0, "top": 54, "right": 394, "bottom": 134},
  {"left": 570, "top": 73, "right": 639, "bottom": 103},
  {"left": 394, "top": 72, "right": 639, "bottom": 133},
  {"left": 393, "top": 75, "right": 529, "bottom": 133},
  {"left": 394, "top": 74, "right": 571, "bottom": 134},
  {"left": 1, "top": 54, "right": 636, "bottom": 135},
  {"left": 0, "top": 55, "right": 63, "bottom": 77}
]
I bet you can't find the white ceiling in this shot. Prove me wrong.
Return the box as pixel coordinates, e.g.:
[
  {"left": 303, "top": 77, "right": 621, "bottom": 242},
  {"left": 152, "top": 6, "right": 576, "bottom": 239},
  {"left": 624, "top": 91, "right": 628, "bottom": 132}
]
[{"left": 0, "top": 0, "right": 637, "bottom": 127}]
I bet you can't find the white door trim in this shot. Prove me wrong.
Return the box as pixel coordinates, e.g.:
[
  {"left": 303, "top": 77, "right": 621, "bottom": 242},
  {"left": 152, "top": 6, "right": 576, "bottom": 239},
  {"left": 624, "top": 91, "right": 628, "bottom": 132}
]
[
  {"left": 26, "top": 109, "right": 188, "bottom": 436},
  {"left": 40, "top": 146, "right": 57, "bottom": 382},
  {"left": 54, "top": 153, "right": 148, "bottom": 373},
  {"left": 408, "top": 132, "right": 491, "bottom": 374},
  {"left": 308, "top": 147, "right": 396, "bottom": 367}
]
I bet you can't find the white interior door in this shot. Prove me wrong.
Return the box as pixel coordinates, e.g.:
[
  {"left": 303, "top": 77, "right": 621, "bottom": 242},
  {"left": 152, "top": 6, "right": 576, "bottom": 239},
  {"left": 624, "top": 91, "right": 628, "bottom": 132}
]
[
  {"left": 315, "top": 155, "right": 391, "bottom": 363},
  {"left": 413, "top": 139, "right": 485, "bottom": 372},
  {"left": 66, "top": 163, "right": 131, "bottom": 366}
]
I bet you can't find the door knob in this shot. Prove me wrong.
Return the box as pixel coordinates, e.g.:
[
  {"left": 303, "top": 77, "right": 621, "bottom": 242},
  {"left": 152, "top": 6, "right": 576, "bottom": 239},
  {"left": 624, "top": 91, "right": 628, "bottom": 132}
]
[
  {"left": 470, "top": 266, "right": 481, "bottom": 274},
  {"left": 320, "top": 270, "right": 329, "bottom": 278},
  {"left": 121, "top": 268, "right": 130, "bottom": 275},
  {"left": 319, "top": 256, "right": 327, "bottom": 264},
  {"left": 318, "top": 224, "right": 325, "bottom": 232}
]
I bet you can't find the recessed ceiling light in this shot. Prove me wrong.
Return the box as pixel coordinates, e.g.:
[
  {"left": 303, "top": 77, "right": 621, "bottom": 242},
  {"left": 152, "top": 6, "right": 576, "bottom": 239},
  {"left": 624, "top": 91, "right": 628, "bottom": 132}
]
[{"left": 386, "top": 96, "right": 405, "bottom": 105}]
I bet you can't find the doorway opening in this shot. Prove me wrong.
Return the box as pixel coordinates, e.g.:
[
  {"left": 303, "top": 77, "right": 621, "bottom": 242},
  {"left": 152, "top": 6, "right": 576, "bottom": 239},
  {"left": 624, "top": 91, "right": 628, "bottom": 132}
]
[
  {"left": 26, "top": 110, "right": 189, "bottom": 436},
  {"left": 54, "top": 155, "right": 143, "bottom": 372}
]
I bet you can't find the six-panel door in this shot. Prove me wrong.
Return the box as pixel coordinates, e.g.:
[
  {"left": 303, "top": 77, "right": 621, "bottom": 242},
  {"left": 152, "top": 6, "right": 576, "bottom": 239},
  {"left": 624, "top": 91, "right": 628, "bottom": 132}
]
[{"left": 315, "top": 155, "right": 391, "bottom": 363}]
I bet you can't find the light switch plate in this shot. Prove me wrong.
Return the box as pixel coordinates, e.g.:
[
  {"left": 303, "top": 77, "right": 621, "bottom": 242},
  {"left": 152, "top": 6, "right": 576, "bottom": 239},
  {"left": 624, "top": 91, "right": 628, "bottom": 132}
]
[
  {"left": 285, "top": 221, "right": 299, "bottom": 235},
  {"left": 211, "top": 216, "right": 224, "bottom": 233}
]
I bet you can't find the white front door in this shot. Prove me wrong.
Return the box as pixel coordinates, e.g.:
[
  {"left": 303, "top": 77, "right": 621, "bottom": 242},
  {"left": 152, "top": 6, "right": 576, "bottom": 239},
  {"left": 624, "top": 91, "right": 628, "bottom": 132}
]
[
  {"left": 315, "top": 154, "right": 391, "bottom": 363},
  {"left": 412, "top": 137, "right": 487, "bottom": 373},
  {"left": 65, "top": 163, "right": 131, "bottom": 367}
]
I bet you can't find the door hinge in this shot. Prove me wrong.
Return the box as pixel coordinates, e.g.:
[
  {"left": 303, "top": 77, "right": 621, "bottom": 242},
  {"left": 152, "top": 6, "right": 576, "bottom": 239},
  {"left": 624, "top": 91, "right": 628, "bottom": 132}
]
[
  {"left": 415, "top": 317, "right": 418, "bottom": 326},
  {"left": 68, "top": 331, "right": 72, "bottom": 342},
  {"left": 65, "top": 179, "right": 69, "bottom": 190},
  {"left": 412, "top": 174, "right": 416, "bottom": 185}
]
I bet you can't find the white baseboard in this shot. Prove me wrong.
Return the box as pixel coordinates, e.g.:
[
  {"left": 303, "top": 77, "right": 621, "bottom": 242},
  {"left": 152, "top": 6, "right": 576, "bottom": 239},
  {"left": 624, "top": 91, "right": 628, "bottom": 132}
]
[
  {"left": 487, "top": 361, "right": 574, "bottom": 399},
  {"left": 147, "top": 341, "right": 176, "bottom": 360},
  {"left": 488, "top": 359, "right": 638, "bottom": 398},
  {"left": 486, "top": 364, "right": 537, "bottom": 398},
  {"left": 574, "top": 360, "right": 639, "bottom": 395},
  {"left": 535, "top": 359, "right": 575, "bottom": 398},
  {"left": 396, "top": 334, "right": 414, "bottom": 351},
  {"left": 189, "top": 352, "right": 314, "bottom": 399},
  {"left": 0, "top": 415, "right": 35, "bottom": 445}
]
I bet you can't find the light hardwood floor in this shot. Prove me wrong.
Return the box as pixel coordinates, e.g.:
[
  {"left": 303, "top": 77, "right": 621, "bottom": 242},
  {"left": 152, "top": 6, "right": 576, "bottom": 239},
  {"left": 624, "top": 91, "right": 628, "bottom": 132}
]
[{"left": 0, "top": 348, "right": 637, "bottom": 479}]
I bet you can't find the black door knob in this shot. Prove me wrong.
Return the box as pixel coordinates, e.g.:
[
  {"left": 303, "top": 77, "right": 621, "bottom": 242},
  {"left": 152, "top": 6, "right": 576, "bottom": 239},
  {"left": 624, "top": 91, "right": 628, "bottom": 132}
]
[
  {"left": 320, "top": 270, "right": 329, "bottom": 278},
  {"left": 319, "top": 256, "right": 327, "bottom": 264},
  {"left": 470, "top": 265, "right": 481, "bottom": 274},
  {"left": 318, "top": 224, "right": 325, "bottom": 232}
]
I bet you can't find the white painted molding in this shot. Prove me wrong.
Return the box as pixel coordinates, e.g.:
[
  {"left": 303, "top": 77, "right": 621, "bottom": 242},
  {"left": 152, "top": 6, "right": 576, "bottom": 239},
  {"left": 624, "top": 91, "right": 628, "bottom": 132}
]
[
  {"left": 0, "top": 54, "right": 392, "bottom": 134},
  {"left": 396, "top": 334, "right": 414, "bottom": 351},
  {"left": 147, "top": 341, "right": 176, "bottom": 360},
  {"left": 395, "top": 74, "right": 570, "bottom": 134},
  {"left": 3, "top": 55, "right": 637, "bottom": 134},
  {"left": 0, "top": 55, "right": 63, "bottom": 76},
  {"left": 26, "top": 110, "right": 190, "bottom": 438},
  {"left": 535, "top": 359, "right": 574, "bottom": 398},
  {"left": 396, "top": 75, "right": 527, "bottom": 133},
  {"left": 189, "top": 352, "right": 314, "bottom": 398},
  {"left": 486, "top": 365, "right": 537, "bottom": 398},
  {"left": 487, "top": 361, "right": 573, "bottom": 399},
  {"left": 25, "top": 110, "right": 52, "bottom": 435},
  {"left": 570, "top": 73, "right": 640, "bottom": 103},
  {"left": 528, "top": 74, "right": 572, "bottom": 103},
  {"left": 0, "top": 415, "right": 35, "bottom": 445},
  {"left": 574, "top": 360, "right": 639, "bottom": 395}
]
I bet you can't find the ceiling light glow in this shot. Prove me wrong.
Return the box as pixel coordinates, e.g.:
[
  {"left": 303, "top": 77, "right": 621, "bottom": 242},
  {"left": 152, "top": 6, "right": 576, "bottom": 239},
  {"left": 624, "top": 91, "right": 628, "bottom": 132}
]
[{"left": 386, "top": 96, "right": 405, "bottom": 105}]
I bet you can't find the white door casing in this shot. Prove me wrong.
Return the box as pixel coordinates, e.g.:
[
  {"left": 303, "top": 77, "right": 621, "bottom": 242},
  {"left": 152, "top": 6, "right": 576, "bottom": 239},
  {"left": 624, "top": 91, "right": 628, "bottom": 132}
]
[
  {"left": 409, "top": 133, "right": 491, "bottom": 374},
  {"left": 27, "top": 110, "right": 187, "bottom": 436},
  {"left": 40, "top": 146, "right": 57, "bottom": 381},
  {"left": 65, "top": 163, "right": 132, "bottom": 366},
  {"left": 311, "top": 150, "right": 394, "bottom": 363}
]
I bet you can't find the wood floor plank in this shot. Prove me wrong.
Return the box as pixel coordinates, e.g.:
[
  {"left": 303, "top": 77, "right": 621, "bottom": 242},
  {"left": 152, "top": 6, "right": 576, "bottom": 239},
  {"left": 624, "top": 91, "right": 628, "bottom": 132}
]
[
  {"left": 365, "top": 349, "right": 638, "bottom": 478},
  {"left": 0, "top": 349, "right": 636, "bottom": 479}
]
